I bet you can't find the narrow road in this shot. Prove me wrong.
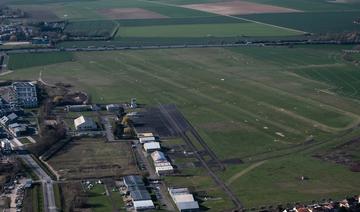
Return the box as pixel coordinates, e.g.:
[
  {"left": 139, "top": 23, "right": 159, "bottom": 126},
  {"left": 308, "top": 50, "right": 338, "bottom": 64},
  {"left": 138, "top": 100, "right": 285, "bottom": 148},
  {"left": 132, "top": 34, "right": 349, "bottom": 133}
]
[
  {"left": 135, "top": 142, "right": 175, "bottom": 211},
  {"left": 101, "top": 116, "right": 115, "bottom": 142},
  {"left": 10, "top": 140, "right": 57, "bottom": 212}
]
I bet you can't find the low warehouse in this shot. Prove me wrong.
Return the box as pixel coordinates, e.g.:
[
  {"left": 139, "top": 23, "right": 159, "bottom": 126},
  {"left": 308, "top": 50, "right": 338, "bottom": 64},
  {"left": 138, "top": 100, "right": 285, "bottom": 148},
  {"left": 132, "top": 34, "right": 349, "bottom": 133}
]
[
  {"left": 169, "top": 188, "right": 199, "bottom": 212},
  {"left": 143, "top": 142, "right": 161, "bottom": 152}
]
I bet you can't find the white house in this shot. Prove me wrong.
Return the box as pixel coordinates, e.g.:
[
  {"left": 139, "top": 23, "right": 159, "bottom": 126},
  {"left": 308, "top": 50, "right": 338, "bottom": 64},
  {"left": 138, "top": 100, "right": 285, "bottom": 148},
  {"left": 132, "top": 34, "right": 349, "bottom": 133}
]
[{"left": 74, "top": 116, "right": 97, "bottom": 131}]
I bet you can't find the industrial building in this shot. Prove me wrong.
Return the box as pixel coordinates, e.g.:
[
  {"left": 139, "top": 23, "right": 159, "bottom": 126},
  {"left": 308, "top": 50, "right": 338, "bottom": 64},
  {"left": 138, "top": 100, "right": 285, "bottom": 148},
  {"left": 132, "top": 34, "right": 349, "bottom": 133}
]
[
  {"left": 143, "top": 142, "right": 161, "bottom": 152},
  {"left": 74, "top": 116, "right": 97, "bottom": 131},
  {"left": 139, "top": 136, "right": 156, "bottom": 144},
  {"left": 151, "top": 151, "right": 174, "bottom": 175},
  {"left": 168, "top": 188, "right": 199, "bottom": 212},
  {"left": 123, "top": 175, "right": 154, "bottom": 211}
]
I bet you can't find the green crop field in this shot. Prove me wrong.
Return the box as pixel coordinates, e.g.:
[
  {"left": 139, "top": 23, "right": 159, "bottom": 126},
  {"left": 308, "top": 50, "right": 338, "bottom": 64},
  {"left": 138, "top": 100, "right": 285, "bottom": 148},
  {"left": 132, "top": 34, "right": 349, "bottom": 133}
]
[
  {"left": 7, "top": 52, "right": 74, "bottom": 70},
  {"left": 240, "top": 11, "right": 360, "bottom": 33},
  {"left": 3, "top": 46, "right": 360, "bottom": 209},
  {"left": 116, "top": 22, "right": 302, "bottom": 38},
  {"left": 64, "top": 20, "right": 118, "bottom": 37}
]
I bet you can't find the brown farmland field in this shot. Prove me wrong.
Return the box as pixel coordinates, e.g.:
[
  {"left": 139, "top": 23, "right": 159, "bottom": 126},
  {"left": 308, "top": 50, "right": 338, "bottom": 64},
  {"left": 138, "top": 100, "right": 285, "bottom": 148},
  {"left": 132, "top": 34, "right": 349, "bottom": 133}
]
[
  {"left": 182, "top": 1, "right": 301, "bottom": 15},
  {"left": 48, "top": 138, "right": 138, "bottom": 180},
  {"left": 97, "top": 8, "right": 168, "bottom": 19}
]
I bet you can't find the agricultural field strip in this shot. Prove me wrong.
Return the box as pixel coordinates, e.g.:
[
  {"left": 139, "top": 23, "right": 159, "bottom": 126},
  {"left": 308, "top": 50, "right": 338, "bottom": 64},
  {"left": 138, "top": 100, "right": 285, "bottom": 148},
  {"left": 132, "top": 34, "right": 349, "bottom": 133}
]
[{"left": 139, "top": 0, "right": 306, "bottom": 34}]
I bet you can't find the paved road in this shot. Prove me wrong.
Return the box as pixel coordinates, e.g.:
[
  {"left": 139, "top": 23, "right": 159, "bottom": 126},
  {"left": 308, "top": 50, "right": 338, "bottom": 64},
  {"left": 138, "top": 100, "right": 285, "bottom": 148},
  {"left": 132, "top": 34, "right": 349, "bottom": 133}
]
[
  {"left": 134, "top": 142, "right": 175, "bottom": 211},
  {"left": 10, "top": 140, "right": 57, "bottom": 212}
]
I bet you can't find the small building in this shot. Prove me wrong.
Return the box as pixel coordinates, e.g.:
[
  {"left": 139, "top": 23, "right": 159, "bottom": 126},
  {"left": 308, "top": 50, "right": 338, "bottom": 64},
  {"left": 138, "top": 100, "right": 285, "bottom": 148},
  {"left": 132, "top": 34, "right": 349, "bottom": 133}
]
[
  {"left": 133, "top": 200, "right": 155, "bottom": 211},
  {"left": 12, "top": 82, "right": 38, "bottom": 108},
  {"left": 143, "top": 142, "right": 161, "bottom": 152},
  {"left": 130, "top": 98, "right": 137, "bottom": 109},
  {"left": 1, "top": 139, "right": 12, "bottom": 154},
  {"left": 168, "top": 188, "right": 199, "bottom": 212},
  {"left": 74, "top": 116, "right": 97, "bottom": 131},
  {"left": 137, "top": 132, "right": 153, "bottom": 138},
  {"left": 0, "top": 112, "right": 18, "bottom": 126},
  {"left": 106, "top": 104, "right": 121, "bottom": 112},
  {"left": 8, "top": 123, "right": 27, "bottom": 137},
  {"left": 66, "top": 105, "right": 93, "bottom": 112},
  {"left": 139, "top": 136, "right": 156, "bottom": 144},
  {"left": 24, "top": 179, "right": 32, "bottom": 188}
]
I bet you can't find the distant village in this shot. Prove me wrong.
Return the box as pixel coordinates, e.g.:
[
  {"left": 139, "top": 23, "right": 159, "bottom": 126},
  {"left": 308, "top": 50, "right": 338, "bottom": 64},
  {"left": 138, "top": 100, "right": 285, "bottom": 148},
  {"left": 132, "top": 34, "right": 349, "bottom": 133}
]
[{"left": 0, "top": 7, "right": 65, "bottom": 46}]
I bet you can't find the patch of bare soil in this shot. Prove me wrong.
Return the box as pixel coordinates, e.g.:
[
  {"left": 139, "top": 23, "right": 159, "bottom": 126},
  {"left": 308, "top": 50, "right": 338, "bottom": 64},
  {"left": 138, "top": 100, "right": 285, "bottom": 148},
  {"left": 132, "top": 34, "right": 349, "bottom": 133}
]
[
  {"left": 182, "top": 0, "right": 301, "bottom": 16},
  {"left": 314, "top": 137, "right": 360, "bottom": 172},
  {"left": 98, "top": 8, "right": 168, "bottom": 19},
  {"left": 24, "top": 9, "right": 59, "bottom": 21}
]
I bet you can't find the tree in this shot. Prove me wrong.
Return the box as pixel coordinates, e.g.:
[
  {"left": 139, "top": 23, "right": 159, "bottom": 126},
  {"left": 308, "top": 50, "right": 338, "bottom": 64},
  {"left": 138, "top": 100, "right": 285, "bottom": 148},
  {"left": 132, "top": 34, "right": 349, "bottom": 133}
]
[
  {"left": 121, "top": 116, "right": 132, "bottom": 126},
  {"left": 124, "top": 127, "right": 135, "bottom": 137}
]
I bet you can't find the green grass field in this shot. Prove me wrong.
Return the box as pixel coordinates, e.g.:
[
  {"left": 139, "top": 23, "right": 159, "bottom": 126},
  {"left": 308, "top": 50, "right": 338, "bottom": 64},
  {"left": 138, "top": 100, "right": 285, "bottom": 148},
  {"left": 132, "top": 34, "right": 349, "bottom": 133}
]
[
  {"left": 8, "top": 52, "right": 73, "bottom": 70},
  {"left": 244, "top": 0, "right": 360, "bottom": 11},
  {"left": 87, "top": 184, "right": 113, "bottom": 212},
  {"left": 240, "top": 11, "right": 360, "bottom": 33},
  {"left": 64, "top": 20, "right": 118, "bottom": 37},
  {"left": 116, "top": 22, "right": 302, "bottom": 38},
  {"left": 3, "top": 46, "right": 360, "bottom": 208}
]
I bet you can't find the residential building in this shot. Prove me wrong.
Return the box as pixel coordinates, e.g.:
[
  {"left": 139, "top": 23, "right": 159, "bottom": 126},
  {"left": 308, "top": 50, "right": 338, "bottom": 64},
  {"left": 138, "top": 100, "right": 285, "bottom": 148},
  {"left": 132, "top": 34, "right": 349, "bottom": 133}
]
[
  {"left": 1, "top": 139, "right": 11, "bottom": 154},
  {"left": 74, "top": 116, "right": 97, "bottom": 131},
  {"left": 12, "top": 82, "right": 38, "bottom": 108},
  {"left": 0, "top": 112, "right": 18, "bottom": 126},
  {"left": 8, "top": 123, "right": 27, "bottom": 137},
  {"left": 168, "top": 188, "right": 199, "bottom": 212}
]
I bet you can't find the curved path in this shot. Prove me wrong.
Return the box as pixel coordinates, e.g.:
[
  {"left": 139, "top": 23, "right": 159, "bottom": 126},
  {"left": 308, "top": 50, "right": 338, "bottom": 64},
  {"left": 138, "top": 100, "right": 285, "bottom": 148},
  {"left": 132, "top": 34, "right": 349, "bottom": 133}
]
[{"left": 227, "top": 160, "right": 267, "bottom": 185}]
